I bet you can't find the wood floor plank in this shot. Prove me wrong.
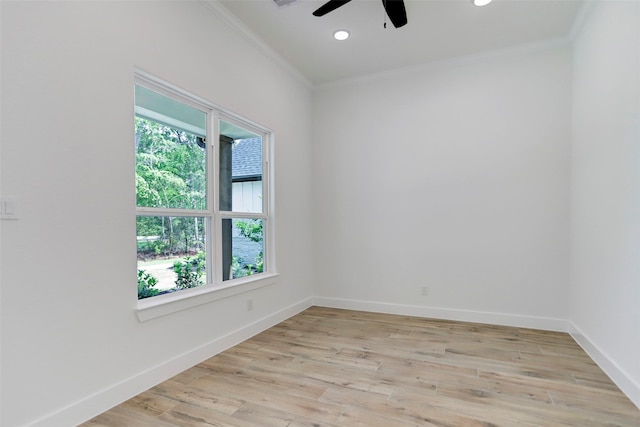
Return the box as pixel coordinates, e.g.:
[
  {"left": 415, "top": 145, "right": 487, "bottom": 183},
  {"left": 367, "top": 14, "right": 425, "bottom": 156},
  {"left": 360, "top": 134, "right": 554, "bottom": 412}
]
[{"left": 81, "top": 307, "right": 640, "bottom": 426}]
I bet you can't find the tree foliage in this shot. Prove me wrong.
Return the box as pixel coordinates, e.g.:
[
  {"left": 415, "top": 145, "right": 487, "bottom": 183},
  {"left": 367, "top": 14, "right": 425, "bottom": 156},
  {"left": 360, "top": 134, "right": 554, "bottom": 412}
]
[
  {"left": 137, "top": 269, "right": 159, "bottom": 299},
  {"left": 136, "top": 118, "right": 206, "bottom": 257},
  {"left": 135, "top": 118, "right": 206, "bottom": 210},
  {"left": 234, "top": 219, "right": 264, "bottom": 276},
  {"left": 235, "top": 219, "right": 263, "bottom": 243},
  {"left": 173, "top": 252, "right": 206, "bottom": 289}
]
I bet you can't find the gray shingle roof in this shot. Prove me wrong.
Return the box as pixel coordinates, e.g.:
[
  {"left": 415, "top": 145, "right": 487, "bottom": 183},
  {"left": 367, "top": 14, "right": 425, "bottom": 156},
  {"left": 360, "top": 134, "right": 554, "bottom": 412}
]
[{"left": 232, "top": 137, "right": 262, "bottom": 181}]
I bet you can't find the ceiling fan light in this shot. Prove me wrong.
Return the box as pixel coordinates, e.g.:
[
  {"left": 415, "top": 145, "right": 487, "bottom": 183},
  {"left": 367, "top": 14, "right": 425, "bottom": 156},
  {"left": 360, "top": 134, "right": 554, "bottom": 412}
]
[
  {"left": 333, "top": 30, "right": 350, "bottom": 41},
  {"left": 473, "top": 0, "right": 492, "bottom": 6}
]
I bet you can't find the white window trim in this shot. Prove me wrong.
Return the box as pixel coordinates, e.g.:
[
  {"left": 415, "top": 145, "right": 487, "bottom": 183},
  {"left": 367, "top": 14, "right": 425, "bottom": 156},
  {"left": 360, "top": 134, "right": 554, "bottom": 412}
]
[
  {"left": 136, "top": 273, "right": 279, "bottom": 322},
  {"left": 134, "top": 70, "right": 277, "bottom": 321}
]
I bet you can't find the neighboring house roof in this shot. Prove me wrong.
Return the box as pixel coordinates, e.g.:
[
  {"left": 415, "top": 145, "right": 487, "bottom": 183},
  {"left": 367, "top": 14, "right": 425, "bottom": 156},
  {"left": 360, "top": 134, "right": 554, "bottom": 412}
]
[{"left": 232, "top": 137, "right": 262, "bottom": 181}]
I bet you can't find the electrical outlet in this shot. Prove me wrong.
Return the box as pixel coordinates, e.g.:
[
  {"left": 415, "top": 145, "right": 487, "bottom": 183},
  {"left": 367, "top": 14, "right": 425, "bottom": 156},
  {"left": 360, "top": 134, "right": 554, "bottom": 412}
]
[
  {"left": 421, "top": 286, "right": 429, "bottom": 296},
  {"left": 247, "top": 299, "right": 253, "bottom": 311}
]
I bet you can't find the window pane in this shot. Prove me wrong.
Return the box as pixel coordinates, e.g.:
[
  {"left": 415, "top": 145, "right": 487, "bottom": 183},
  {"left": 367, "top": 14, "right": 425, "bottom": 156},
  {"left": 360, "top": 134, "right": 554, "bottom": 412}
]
[
  {"left": 219, "top": 120, "right": 262, "bottom": 213},
  {"left": 222, "top": 218, "right": 264, "bottom": 281},
  {"left": 137, "top": 215, "right": 207, "bottom": 299},
  {"left": 135, "top": 87, "right": 207, "bottom": 210}
]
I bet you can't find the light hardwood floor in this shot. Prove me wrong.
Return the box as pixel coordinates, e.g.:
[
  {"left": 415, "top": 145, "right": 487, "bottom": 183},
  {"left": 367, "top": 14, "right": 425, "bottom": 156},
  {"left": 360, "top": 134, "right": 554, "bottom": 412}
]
[{"left": 83, "top": 307, "right": 640, "bottom": 426}]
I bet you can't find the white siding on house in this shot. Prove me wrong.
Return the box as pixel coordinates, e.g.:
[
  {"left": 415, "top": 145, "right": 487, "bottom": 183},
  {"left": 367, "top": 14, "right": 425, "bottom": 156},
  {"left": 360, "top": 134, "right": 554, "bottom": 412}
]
[{"left": 232, "top": 181, "right": 263, "bottom": 213}]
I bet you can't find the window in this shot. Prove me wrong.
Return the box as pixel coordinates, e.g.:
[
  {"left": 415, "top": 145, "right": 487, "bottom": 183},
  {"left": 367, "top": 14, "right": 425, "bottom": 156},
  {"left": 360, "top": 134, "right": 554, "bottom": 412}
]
[{"left": 135, "top": 75, "right": 272, "bottom": 303}]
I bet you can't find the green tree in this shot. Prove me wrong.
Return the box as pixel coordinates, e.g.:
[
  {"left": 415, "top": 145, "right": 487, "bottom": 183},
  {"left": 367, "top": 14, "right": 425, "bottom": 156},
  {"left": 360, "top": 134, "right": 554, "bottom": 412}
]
[
  {"left": 135, "top": 118, "right": 206, "bottom": 210},
  {"left": 135, "top": 118, "right": 207, "bottom": 256},
  {"left": 235, "top": 219, "right": 263, "bottom": 243}
]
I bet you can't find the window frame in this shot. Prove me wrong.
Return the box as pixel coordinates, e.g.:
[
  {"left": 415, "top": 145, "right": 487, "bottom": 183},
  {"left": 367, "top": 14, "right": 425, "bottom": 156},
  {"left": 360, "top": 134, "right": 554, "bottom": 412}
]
[{"left": 134, "top": 71, "right": 277, "bottom": 321}]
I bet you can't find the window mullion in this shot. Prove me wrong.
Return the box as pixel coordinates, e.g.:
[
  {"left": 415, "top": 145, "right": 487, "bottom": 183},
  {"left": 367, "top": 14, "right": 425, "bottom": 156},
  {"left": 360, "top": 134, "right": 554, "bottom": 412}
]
[
  {"left": 264, "top": 134, "right": 273, "bottom": 275},
  {"left": 219, "top": 212, "right": 267, "bottom": 220},
  {"left": 136, "top": 207, "right": 210, "bottom": 217},
  {"left": 262, "top": 133, "right": 269, "bottom": 217},
  {"left": 210, "top": 111, "right": 223, "bottom": 285}
]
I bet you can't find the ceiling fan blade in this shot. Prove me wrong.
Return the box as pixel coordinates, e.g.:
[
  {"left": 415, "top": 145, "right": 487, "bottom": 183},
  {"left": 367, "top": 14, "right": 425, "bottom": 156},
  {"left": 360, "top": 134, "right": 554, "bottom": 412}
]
[
  {"left": 382, "top": 0, "right": 407, "bottom": 28},
  {"left": 313, "top": 0, "right": 353, "bottom": 17}
]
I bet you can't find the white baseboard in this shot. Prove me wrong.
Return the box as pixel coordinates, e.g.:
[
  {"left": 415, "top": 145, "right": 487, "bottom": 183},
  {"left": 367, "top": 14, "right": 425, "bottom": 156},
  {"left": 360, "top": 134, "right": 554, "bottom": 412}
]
[
  {"left": 28, "top": 297, "right": 314, "bottom": 427},
  {"left": 570, "top": 322, "right": 640, "bottom": 410},
  {"left": 313, "top": 296, "right": 571, "bottom": 332}
]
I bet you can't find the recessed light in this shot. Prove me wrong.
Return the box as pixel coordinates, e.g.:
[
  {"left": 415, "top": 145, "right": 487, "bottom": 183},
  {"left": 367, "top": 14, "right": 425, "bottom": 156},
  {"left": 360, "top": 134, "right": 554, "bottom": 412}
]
[
  {"left": 473, "top": 0, "right": 492, "bottom": 6},
  {"left": 333, "top": 30, "right": 350, "bottom": 41}
]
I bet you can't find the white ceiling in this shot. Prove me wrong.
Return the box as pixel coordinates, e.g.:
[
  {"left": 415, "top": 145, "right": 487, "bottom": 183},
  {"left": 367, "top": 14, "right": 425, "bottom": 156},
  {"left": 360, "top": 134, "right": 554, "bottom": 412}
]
[{"left": 215, "top": 0, "right": 584, "bottom": 86}]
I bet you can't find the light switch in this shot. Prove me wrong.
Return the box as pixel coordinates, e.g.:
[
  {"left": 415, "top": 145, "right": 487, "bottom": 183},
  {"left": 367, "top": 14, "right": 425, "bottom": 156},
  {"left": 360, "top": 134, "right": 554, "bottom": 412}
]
[
  {"left": 4, "top": 200, "right": 15, "bottom": 215},
  {"left": 1, "top": 197, "right": 18, "bottom": 220}
]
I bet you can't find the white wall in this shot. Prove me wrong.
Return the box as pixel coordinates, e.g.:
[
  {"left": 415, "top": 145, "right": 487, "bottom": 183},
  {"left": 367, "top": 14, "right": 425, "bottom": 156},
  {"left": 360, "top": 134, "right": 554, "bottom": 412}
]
[
  {"left": 312, "top": 44, "right": 572, "bottom": 328},
  {"left": 0, "top": 1, "right": 313, "bottom": 426},
  {"left": 2, "top": 1, "right": 639, "bottom": 425},
  {"left": 570, "top": 1, "right": 640, "bottom": 406}
]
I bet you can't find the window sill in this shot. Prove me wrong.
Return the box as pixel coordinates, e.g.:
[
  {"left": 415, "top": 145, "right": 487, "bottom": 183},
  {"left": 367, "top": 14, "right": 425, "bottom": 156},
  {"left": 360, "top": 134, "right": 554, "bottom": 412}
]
[{"left": 135, "top": 273, "right": 279, "bottom": 322}]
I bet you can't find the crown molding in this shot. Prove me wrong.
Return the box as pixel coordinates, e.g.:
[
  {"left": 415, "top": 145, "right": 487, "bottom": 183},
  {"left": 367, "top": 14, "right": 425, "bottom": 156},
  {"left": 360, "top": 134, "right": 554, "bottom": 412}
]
[
  {"left": 569, "top": 0, "right": 599, "bottom": 42},
  {"left": 201, "top": 0, "right": 313, "bottom": 90},
  {"left": 316, "top": 37, "right": 572, "bottom": 90}
]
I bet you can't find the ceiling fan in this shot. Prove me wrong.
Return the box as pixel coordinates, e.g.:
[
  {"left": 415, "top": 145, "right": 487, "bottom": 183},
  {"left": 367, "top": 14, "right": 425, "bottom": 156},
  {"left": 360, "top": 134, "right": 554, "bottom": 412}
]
[{"left": 313, "top": 0, "right": 408, "bottom": 28}]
